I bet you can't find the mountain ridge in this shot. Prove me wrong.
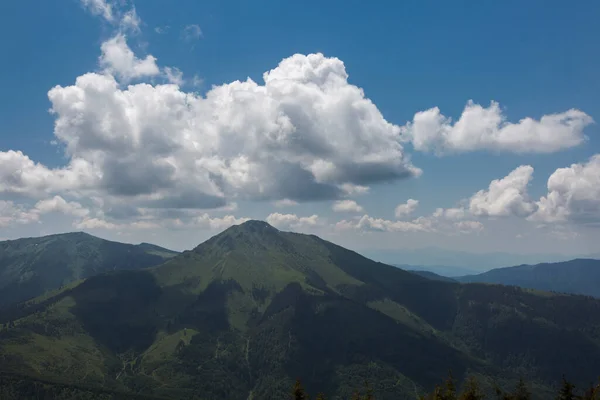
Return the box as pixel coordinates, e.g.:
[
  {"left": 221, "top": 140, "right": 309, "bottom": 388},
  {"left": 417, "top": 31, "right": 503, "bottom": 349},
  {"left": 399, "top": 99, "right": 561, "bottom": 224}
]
[
  {"left": 1, "top": 221, "right": 600, "bottom": 399},
  {"left": 0, "top": 232, "right": 178, "bottom": 307},
  {"left": 456, "top": 258, "right": 600, "bottom": 297}
]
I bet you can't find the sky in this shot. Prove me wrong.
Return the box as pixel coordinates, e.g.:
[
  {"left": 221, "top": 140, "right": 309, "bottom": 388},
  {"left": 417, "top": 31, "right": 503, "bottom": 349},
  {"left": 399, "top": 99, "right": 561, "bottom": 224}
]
[{"left": 0, "top": 0, "right": 599, "bottom": 261}]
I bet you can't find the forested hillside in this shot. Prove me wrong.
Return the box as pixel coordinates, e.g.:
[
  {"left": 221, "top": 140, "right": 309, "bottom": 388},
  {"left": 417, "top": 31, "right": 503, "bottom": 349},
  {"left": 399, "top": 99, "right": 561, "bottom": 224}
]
[
  {"left": 1, "top": 221, "right": 599, "bottom": 399},
  {"left": 0, "top": 232, "right": 178, "bottom": 306}
]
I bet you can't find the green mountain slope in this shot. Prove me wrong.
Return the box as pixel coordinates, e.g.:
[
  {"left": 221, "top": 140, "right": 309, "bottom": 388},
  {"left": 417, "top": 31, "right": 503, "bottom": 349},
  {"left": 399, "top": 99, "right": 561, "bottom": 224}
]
[
  {"left": 1, "top": 221, "right": 600, "bottom": 399},
  {"left": 0, "top": 232, "right": 178, "bottom": 307},
  {"left": 457, "top": 258, "right": 600, "bottom": 298}
]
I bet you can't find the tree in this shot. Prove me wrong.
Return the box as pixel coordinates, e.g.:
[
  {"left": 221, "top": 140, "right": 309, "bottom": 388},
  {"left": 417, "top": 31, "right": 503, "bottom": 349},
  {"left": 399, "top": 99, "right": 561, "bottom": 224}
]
[
  {"left": 582, "top": 380, "right": 600, "bottom": 400},
  {"left": 557, "top": 376, "right": 577, "bottom": 400},
  {"left": 511, "top": 378, "right": 532, "bottom": 400},
  {"left": 364, "top": 380, "right": 374, "bottom": 400},
  {"left": 293, "top": 379, "right": 308, "bottom": 400},
  {"left": 459, "top": 376, "right": 485, "bottom": 400},
  {"left": 440, "top": 372, "right": 457, "bottom": 400}
]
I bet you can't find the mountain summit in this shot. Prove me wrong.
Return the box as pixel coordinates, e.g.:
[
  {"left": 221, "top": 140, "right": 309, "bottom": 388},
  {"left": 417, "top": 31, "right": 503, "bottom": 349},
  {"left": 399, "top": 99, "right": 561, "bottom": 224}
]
[
  {"left": 1, "top": 223, "right": 600, "bottom": 399},
  {"left": 0, "top": 232, "right": 178, "bottom": 307}
]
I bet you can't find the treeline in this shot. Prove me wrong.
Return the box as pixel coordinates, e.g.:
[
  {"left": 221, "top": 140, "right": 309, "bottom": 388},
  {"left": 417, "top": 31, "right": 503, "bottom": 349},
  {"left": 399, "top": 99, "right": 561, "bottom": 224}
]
[
  {"left": 0, "top": 372, "right": 167, "bottom": 400},
  {"left": 292, "top": 374, "right": 600, "bottom": 400}
]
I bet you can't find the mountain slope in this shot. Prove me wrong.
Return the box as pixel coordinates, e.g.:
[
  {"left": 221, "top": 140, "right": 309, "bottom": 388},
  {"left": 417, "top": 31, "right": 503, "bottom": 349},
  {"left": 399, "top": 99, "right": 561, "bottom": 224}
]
[
  {"left": 395, "top": 263, "right": 479, "bottom": 277},
  {"left": 0, "top": 232, "right": 178, "bottom": 306},
  {"left": 457, "top": 258, "right": 600, "bottom": 297},
  {"left": 409, "top": 270, "right": 457, "bottom": 282},
  {"left": 1, "top": 221, "right": 600, "bottom": 399}
]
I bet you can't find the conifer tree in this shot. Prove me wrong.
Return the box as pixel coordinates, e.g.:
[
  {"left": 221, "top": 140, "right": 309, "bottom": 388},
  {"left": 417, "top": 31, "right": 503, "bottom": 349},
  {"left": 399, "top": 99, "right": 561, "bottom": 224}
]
[
  {"left": 556, "top": 376, "right": 577, "bottom": 400},
  {"left": 582, "top": 380, "right": 600, "bottom": 400},
  {"left": 441, "top": 372, "right": 457, "bottom": 400},
  {"left": 459, "top": 376, "right": 485, "bottom": 400},
  {"left": 364, "top": 380, "right": 374, "bottom": 400},
  {"left": 511, "top": 378, "right": 532, "bottom": 400},
  {"left": 293, "top": 379, "right": 308, "bottom": 400}
]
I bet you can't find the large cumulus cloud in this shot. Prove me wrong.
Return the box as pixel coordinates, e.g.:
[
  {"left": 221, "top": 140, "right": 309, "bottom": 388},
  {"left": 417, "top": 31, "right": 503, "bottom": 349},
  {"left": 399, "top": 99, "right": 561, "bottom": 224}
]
[
  {"left": 21, "top": 42, "right": 419, "bottom": 216},
  {"left": 469, "top": 165, "right": 536, "bottom": 217},
  {"left": 1, "top": 21, "right": 596, "bottom": 235},
  {"left": 401, "top": 100, "right": 593, "bottom": 154},
  {"left": 529, "top": 154, "right": 600, "bottom": 224}
]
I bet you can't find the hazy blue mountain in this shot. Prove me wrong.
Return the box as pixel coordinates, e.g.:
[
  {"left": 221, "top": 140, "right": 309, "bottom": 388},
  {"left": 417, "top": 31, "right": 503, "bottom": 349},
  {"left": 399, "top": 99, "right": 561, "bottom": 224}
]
[
  {"left": 457, "top": 258, "right": 600, "bottom": 297},
  {"left": 0, "top": 232, "right": 178, "bottom": 306},
  {"left": 363, "top": 247, "right": 591, "bottom": 272},
  {"left": 409, "top": 270, "right": 457, "bottom": 282},
  {"left": 397, "top": 263, "right": 479, "bottom": 277}
]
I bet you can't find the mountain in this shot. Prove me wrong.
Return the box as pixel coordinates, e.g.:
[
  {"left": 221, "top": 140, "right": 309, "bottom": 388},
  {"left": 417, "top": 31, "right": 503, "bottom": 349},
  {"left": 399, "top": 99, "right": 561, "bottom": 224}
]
[
  {"left": 364, "top": 247, "right": 589, "bottom": 272},
  {"left": 409, "top": 270, "right": 457, "bottom": 282},
  {"left": 1, "top": 220, "right": 600, "bottom": 399},
  {"left": 397, "top": 263, "right": 479, "bottom": 277},
  {"left": 457, "top": 259, "right": 600, "bottom": 298},
  {"left": 0, "top": 232, "right": 178, "bottom": 307}
]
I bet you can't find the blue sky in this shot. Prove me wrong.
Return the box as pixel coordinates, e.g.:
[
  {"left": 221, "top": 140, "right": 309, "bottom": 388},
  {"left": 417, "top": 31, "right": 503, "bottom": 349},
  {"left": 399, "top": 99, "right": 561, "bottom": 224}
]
[{"left": 0, "top": 0, "right": 599, "bottom": 262}]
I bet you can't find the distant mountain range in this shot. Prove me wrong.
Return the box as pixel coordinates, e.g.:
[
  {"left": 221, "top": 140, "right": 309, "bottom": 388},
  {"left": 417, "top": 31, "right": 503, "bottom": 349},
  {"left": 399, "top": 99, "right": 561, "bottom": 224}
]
[
  {"left": 363, "top": 247, "right": 599, "bottom": 272},
  {"left": 408, "top": 270, "right": 457, "bottom": 282},
  {"left": 1, "top": 221, "right": 600, "bottom": 399},
  {"left": 456, "top": 258, "right": 600, "bottom": 298},
  {"left": 397, "top": 263, "right": 479, "bottom": 277},
  {"left": 0, "top": 232, "right": 178, "bottom": 307}
]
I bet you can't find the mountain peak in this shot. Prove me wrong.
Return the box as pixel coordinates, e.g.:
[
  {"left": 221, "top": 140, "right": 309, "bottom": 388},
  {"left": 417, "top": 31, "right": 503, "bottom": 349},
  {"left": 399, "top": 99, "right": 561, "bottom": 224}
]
[
  {"left": 237, "top": 219, "right": 279, "bottom": 233},
  {"left": 194, "top": 220, "right": 281, "bottom": 253}
]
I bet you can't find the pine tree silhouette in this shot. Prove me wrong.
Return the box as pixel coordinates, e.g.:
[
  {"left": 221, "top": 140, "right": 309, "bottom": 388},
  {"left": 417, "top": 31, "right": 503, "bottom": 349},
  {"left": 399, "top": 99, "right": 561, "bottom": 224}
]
[
  {"left": 459, "top": 376, "right": 485, "bottom": 400},
  {"left": 512, "top": 378, "right": 532, "bottom": 400},
  {"left": 293, "top": 379, "right": 308, "bottom": 400},
  {"left": 557, "top": 376, "right": 577, "bottom": 400}
]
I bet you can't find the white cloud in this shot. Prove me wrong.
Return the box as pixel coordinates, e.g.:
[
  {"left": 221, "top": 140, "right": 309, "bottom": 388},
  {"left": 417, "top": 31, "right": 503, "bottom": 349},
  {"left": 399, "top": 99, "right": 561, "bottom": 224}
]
[
  {"left": 99, "top": 34, "right": 160, "bottom": 82},
  {"left": 266, "top": 213, "right": 320, "bottom": 230},
  {"left": 155, "top": 26, "right": 169, "bottom": 34},
  {"left": 336, "top": 213, "right": 484, "bottom": 235},
  {"left": 182, "top": 24, "right": 202, "bottom": 41},
  {"left": 6, "top": 10, "right": 596, "bottom": 242},
  {"left": 394, "top": 199, "right": 419, "bottom": 218},
  {"left": 274, "top": 199, "right": 298, "bottom": 208},
  {"left": 401, "top": 100, "right": 593, "bottom": 154},
  {"left": 120, "top": 7, "right": 141, "bottom": 34},
  {"left": 0, "top": 196, "right": 93, "bottom": 228},
  {"left": 356, "top": 215, "right": 431, "bottom": 232},
  {"left": 336, "top": 215, "right": 432, "bottom": 233},
  {"left": 33, "top": 196, "right": 90, "bottom": 218},
  {"left": 432, "top": 207, "right": 466, "bottom": 221},
  {"left": 73, "top": 212, "right": 249, "bottom": 232},
  {"left": 469, "top": 165, "right": 536, "bottom": 217},
  {"left": 164, "top": 67, "right": 184, "bottom": 86},
  {"left": 424, "top": 166, "right": 537, "bottom": 226},
  {"left": 529, "top": 154, "right": 600, "bottom": 224},
  {"left": 0, "top": 150, "right": 94, "bottom": 197},
  {"left": 332, "top": 200, "right": 363, "bottom": 213},
  {"left": 191, "top": 74, "right": 204, "bottom": 87},
  {"left": 339, "top": 183, "right": 371, "bottom": 196},
  {"left": 27, "top": 51, "right": 419, "bottom": 223},
  {"left": 454, "top": 220, "right": 484, "bottom": 234},
  {"left": 80, "top": 0, "right": 114, "bottom": 22},
  {"left": 192, "top": 214, "right": 250, "bottom": 230},
  {"left": 81, "top": 0, "right": 142, "bottom": 35},
  {"left": 0, "top": 201, "right": 39, "bottom": 227},
  {"left": 74, "top": 217, "right": 119, "bottom": 230}
]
